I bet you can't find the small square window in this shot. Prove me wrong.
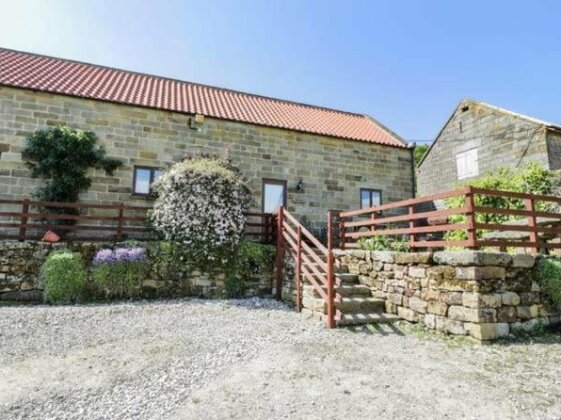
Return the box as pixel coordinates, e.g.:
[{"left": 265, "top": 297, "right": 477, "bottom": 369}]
[
  {"left": 133, "top": 167, "right": 162, "bottom": 196},
  {"left": 360, "top": 188, "right": 382, "bottom": 209},
  {"left": 456, "top": 149, "right": 478, "bottom": 179}
]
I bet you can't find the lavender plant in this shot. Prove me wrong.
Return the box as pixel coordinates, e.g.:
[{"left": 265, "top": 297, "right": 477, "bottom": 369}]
[{"left": 92, "top": 247, "right": 146, "bottom": 299}]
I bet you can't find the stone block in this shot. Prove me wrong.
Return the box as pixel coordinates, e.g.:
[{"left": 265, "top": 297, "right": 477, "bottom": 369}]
[
  {"left": 424, "top": 313, "right": 436, "bottom": 329},
  {"left": 462, "top": 292, "right": 502, "bottom": 308},
  {"left": 420, "top": 289, "right": 440, "bottom": 301},
  {"left": 448, "top": 306, "right": 496, "bottom": 323},
  {"left": 455, "top": 266, "right": 505, "bottom": 281},
  {"left": 371, "top": 251, "right": 394, "bottom": 263},
  {"left": 497, "top": 306, "right": 517, "bottom": 323},
  {"left": 469, "top": 323, "right": 499, "bottom": 341},
  {"left": 408, "top": 266, "right": 426, "bottom": 278},
  {"left": 519, "top": 292, "right": 540, "bottom": 305},
  {"left": 433, "top": 251, "right": 512, "bottom": 267},
  {"left": 500, "top": 292, "right": 520, "bottom": 306},
  {"left": 469, "top": 323, "right": 509, "bottom": 341},
  {"left": 440, "top": 292, "right": 463, "bottom": 305},
  {"left": 436, "top": 317, "right": 467, "bottom": 335},
  {"left": 426, "top": 265, "right": 456, "bottom": 280},
  {"left": 516, "top": 305, "right": 539, "bottom": 320},
  {"left": 397, "top": 306, "right": 418, "bottom": 322},
  {"left": 427, "top": 301, "right": 448, "bottom": 316},
  {"left": 511, "top": 317, "right": 549, "bottom": 332},
  {"left": 387, "top": 293, "right": 402, "bottom": 305},
  {"left": 408, "top": 296, "right": 428, "bottom": 313},
  {"left": 511, "top": 254, "right": 535, "bottom": 268},
  {"left": 393, "top": 252, "right": 433, "bottom": 264},
  {"left": 385, "top": 301, "right": 398, "bottom": 314}
]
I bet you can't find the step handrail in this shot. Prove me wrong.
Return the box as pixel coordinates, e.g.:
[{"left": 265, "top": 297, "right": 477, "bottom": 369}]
[{"left": 275, "top": 207, "right": 336, "bottom": 328}]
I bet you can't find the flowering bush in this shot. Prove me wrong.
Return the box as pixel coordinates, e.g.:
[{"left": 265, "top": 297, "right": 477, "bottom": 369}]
[
  {"left": 149, "top": 157, "right": 252, "bottom": 266},
  {"left": 92, "top": 247, "right": 146, "bottom": 299}
]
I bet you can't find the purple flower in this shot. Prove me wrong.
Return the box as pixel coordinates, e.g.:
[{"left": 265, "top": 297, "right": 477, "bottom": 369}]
[
  {"left": 93, "top": 249, "right": 115, "bottom": 266},
  {"left": 93, "top": 247, "right": 146, "bottom": 265},
  {"left": 126, "top": 247, "right": 146, "bottom": 262}
]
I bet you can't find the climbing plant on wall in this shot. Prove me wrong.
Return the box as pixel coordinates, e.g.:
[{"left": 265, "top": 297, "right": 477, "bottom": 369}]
[{"left": 22, "top": 125, "right": 122, "bottom": 217}]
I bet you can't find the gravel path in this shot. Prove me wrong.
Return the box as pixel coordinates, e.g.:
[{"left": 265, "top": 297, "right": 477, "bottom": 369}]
[{"left": 1, "top": 299, "right": 560, "bottom": 420}]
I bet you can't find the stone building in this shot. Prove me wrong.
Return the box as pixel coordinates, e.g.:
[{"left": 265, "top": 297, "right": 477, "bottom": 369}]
[
  {"left": 0, "top": 48, "right": 414, "bottom": 230},
  {"left": 417, "top": 99, "right": 561, "bottom": 197}
]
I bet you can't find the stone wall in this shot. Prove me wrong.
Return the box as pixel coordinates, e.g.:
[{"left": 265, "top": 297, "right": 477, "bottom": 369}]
[
  {"left": 417, "top": 100, "right": 550, "bottom": 197},
  {"left": 0, "top": 86, "right": 414, "bottom": 230},
  {"left": 0, "top": 241, "right": 274, "bottom": 301},
  {"left": 336, "top": 250, "right": 560, "bottom": 342},
  {"left": 546, "top": 131, "right": 561, "bottom": 170}
]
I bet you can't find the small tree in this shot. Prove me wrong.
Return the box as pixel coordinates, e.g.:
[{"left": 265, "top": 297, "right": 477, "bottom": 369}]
[
  {"left": 414, "top": 144, "right": 429, "bottom": 166},
  {"left": 150, "top": 157, "right": 252, "bottom": 265},
  {"left": 22, "top": 125, "right": 121, "bottom": 217}
]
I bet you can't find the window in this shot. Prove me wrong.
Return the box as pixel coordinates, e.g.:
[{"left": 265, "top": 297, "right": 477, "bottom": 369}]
[
  {"left": 133, "top": 166, "right": 162, "bottom": 195},
  {"left": 360, "top": 188, "right": 382, "bottom": 209},
  {"left": 456, "top": 149, "right": 478, "bottom": 179},
  {"left": 262, "top": 179, "right": 287, "bottom": 213}
]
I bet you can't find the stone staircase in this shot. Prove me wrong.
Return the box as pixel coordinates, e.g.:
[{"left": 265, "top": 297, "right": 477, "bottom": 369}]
[{"left": 301, "top": 258, "right": 400, "bottom": 327}]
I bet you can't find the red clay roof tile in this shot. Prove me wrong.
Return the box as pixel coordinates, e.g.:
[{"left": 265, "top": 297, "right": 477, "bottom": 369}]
[{"left": 0, "top": 48, "right": 406, "bottom": 147}]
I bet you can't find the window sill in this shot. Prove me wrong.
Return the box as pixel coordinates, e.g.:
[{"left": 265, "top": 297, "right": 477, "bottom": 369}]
[{"left": 130, "top": 194, "right": 157, "bottom": 201}]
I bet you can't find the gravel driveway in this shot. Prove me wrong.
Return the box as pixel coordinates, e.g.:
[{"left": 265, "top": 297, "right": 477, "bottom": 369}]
[{"left": 1, "top": 299, "right": 560, "bottom": 420}]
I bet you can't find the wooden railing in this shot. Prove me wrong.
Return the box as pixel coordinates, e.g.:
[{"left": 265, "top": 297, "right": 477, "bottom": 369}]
[
  {"left": 275, "top": 207, "right": 339, "bottom": 328},
  {"left": 0, "top": 198, "right": 274, "bottom": 243},
  {"left": 332, "top": 186, "right": 561, "bottom": 254}
]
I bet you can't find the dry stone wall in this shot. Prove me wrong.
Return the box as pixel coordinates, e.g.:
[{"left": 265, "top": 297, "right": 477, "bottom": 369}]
[
  {"left": 336, "top": 250, "right": 560, "bottom": 342},
  {"left": 0, "top": 241, "right": 273, "bottom": 301}
]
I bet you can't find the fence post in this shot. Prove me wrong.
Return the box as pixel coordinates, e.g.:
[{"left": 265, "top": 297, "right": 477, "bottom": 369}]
[
  {"left": 19, "top": 199, "right": 30, "bottom": 241},
  {"left": 339, "top": 214, "right": 346, "bottom": 250},
  {"left": 370, "top": 211, "right": 377, "bottom": 234},
  {"left": 116, "top": 203, "right": 124, "bottom": 242},
  {"left": 327, "top": 210, "right": 334, "bottom": 251},
  {"left": 296, "top": 225, "right": 302, "bottom": 313},
  {"left": 326, "top": 250, "right": 335, "bottom": 328},
  {"left": 465, "top": 186, "right": 477, "bottom": 249},
  {"left": 408, "top": 204, "right": 415, "bottom": 249},
  {"left": 525, "top": 197, "right": 539, "bottom": 254},
  {"left": 275, "top": 206, "right": 285, "bottom": 300}
]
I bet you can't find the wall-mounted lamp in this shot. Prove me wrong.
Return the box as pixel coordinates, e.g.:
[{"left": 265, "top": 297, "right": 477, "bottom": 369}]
[{"left": 296, "top": 179, "right": 304, "bottom": 191}]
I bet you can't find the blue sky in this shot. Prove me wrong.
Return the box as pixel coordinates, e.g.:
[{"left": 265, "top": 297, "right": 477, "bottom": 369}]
[{"left": 2, "top": 0, "right": 561, "bottom": 142}]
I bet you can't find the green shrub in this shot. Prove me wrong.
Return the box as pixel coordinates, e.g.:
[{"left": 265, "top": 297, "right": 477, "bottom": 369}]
[
  {"left": 537, "top": 258, "right": 561, "bottom": 310},
  {"left": 149, "top": 241, "right": 186, "bottom": 281},
  {"left": 357, "top": 235, "right": 410, "bottom": 252},
  {"left": 42, "top": 251, "right": 86, "bottom": 303},
  {"left": 224, "top": 241, "right": 276, "bottom": 298},
  {"left": 444, "top": 163, "right": 558, "bottom": 243}
]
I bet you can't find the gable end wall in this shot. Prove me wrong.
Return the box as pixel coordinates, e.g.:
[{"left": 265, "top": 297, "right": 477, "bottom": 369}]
[{"left": 417, "top": 103, "right": 549, "bottom": 197}]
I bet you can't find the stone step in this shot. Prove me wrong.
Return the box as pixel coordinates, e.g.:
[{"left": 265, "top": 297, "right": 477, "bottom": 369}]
[
  {"left": 336, "top": 312, "right": 401, "bottom": 326},
  {"left": 303, "top": 283, "right": 372, "bottom": 297},
  {"left": 335, "top": 273, "right": 359, "bottom": 284},
  {"left": 305, "top": 295, "right": 385, "bottom": 314}
]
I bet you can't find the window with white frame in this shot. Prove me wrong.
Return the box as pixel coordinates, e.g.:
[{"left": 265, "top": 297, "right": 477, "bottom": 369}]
[{"left": 456, "top": 149, "right": 478, "bottom": 179}]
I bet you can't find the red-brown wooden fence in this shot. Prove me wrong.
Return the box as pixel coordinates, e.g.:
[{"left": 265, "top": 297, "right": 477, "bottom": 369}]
[
  {"left": 0, "top": 198, "right": 274, "bottom": 243},
  {"left": 331, "top": 186, "right": 561, "bottom": 254}
]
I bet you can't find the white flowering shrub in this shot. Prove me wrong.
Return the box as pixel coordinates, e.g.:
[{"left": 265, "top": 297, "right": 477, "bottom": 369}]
[{"left": 150, "top": 157, "right": 252, "bottom": 265}]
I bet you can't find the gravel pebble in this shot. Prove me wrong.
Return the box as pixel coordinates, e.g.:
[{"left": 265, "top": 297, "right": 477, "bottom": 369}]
[{"left": 1, "top": 298, "right": 560, "bottom": 419}]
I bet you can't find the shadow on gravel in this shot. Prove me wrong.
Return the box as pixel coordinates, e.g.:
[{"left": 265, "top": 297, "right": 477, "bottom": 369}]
[
  {"left": 493, "top": 324, "right": 561, "bottom": 347},
  {"left": 348, "top": 322, "right": 406, "bottom": 337}
]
